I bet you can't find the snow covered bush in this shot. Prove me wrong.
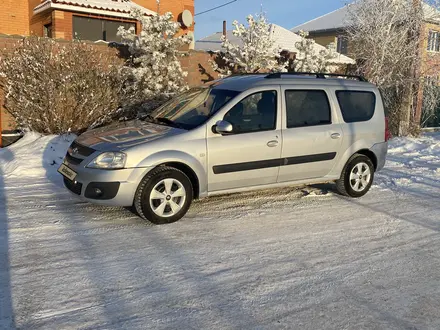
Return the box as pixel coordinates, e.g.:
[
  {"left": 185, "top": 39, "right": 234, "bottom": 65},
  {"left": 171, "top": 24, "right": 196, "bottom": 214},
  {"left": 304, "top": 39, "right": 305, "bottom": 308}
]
[
  {"left": 211, "top": 14, "right": 287, "bottom": 75},
  {"left": 117, "top": 10, "right": 192, "bottom": 111},
  {"left": 294, "top": 31, "right": 337, "bottom": 73},
  {"left": 0, "top": 37, "right": 125, "bottom": 134}
]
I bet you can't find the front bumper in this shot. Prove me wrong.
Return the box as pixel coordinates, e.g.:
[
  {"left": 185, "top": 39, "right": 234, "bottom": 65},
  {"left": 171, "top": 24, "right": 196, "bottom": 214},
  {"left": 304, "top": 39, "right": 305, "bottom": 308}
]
[{"left": 62, "top": 162, "right": 154, "bottom": 207}]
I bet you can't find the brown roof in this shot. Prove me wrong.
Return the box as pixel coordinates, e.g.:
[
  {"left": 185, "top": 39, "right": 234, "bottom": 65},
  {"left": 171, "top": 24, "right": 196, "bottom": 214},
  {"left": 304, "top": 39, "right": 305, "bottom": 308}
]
[{"left": 34, "top": 0, "right": 156, "bottom": 16}]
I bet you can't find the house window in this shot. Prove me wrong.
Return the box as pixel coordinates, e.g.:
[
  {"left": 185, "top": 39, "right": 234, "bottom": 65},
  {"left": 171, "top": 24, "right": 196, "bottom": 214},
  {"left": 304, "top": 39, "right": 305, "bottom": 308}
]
[
  {"left": 426, "top": 75, "right": 440, "bottom": 86},
  {"left": 427, "top": 30, "right": 440, "bottom": 52},
  {"left": 337, "top": 35, "right": 348, "bottom": 55},
  {"left": 73, "top": 16, "right": 136, "bottom": 42},
  {"left": 44, "top": 24, "right": 52, "bottom": 38}
]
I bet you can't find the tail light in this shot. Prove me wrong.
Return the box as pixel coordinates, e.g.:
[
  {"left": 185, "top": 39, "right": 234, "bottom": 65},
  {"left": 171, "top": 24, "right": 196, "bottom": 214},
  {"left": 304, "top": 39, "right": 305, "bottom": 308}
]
[{"left": 385, "top": 117, "right": 392, "bottom": 141}]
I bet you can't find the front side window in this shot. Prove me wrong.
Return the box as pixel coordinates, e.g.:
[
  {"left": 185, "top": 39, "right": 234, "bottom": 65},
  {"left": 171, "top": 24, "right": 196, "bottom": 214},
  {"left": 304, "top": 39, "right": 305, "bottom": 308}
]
[
  {"left": 427, "top": 30, "right": 440, "bottom": 52},
  {"left": 336, "top": 91, "right": 376, "bottom": 123},
  {"left": 285, "top": 90, "right": 331, "bottom": 128},
  {"left": 224, "top": 91, "right": 277, "bottom": 134},
  {"left": 150, "top": 88, "right": 240, "bottom": 130}
]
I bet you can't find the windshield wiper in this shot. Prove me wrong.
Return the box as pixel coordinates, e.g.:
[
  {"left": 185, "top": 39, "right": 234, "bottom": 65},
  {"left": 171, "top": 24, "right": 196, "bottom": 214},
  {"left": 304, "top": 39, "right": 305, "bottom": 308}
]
[
  {"left": 140, "top": 114, "right": 156, "bottom": 123},
  {"left": 141, "top": 114, "right": 185, "bottom": 129},
  {"left": 156, "top": 117, "right": 184, "bottom": 129}
]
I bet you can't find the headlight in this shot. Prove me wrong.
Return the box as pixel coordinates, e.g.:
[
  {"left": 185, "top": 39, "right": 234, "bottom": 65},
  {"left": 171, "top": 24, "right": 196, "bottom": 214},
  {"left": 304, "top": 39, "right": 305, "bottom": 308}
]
[{"left": 87, "top": 152, "right": 127, "bottom": 169}]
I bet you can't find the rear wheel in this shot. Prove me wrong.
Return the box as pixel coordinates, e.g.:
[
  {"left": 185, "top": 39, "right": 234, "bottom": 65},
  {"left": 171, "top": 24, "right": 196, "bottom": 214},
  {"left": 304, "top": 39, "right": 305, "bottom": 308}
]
[
  {"left": 336, "top": 154, "right": 374, "bottom": 198},
  {"left": 134, "top": 166, "right": 193, "bottom": 224}
]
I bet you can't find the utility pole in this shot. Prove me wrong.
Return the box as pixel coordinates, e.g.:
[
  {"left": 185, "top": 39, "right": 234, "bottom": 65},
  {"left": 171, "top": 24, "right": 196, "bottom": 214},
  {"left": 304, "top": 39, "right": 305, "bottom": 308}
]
[
  {"left": 401, "top": 0, "right": 423, "bottom": 135},
  {"left": 412, "top": 0, "right": 425, "bottom": 127},
  {"left": 156, "top": 0, "right": 160, "bottom": 14}
]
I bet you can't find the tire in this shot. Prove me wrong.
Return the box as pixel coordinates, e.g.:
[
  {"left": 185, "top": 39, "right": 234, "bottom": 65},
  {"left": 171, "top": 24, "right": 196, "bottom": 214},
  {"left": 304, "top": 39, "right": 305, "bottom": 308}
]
[
  {"left": 336, "top": 154, "right": 375, "bottom": 198},
  {"left": 134, "top": 166, "right": 193, "bottom": 224}
]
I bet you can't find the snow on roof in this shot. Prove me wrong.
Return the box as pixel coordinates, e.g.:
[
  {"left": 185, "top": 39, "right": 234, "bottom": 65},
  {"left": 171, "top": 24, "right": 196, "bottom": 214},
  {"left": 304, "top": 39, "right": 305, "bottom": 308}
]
[
  {"left": 195, "top": 24, "right": 355, "bottom": 65},
  {"left": 195, "top": 31, "right": 238, "bottom": 52},
  {"left": 423, "top": 2, "right": 440, "bottom": 23},
  {"left": 291, "top": 2, "right": 440, "bottom": 33},
  {"left": 34, "top": 0, "right": 156, "bottom": 18},
  {"left": 291, "top": 6, "right": 350, "bottom": 33}
]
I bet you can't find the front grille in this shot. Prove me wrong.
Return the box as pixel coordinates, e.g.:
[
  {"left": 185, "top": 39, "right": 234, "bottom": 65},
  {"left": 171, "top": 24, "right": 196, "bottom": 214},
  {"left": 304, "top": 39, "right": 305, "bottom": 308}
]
[
  {"left": 65, "top": 153, "right": 83, "bottom": 165},
  {"left": 64, "top": 177, "right": 83, "bottom": 195},
  {"left": 65, "top": 141, "right": 96, "bottom": 166},
  {"left": 70, "top": 141, "right": 95, "bottom": 157}
]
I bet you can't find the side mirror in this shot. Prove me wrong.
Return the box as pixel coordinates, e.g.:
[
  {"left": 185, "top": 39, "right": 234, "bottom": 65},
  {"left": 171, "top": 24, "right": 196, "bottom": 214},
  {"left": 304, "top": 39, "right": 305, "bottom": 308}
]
[{"left": 213, "top": 120, "right": 233, "bottom": 134}]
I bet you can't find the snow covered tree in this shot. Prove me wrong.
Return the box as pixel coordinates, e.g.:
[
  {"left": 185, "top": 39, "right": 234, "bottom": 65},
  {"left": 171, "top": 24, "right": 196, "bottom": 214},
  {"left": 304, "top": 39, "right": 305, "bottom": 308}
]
[
  {"left": 117, "top": 9, "right": 192, "bottom": 110},
  {"left": 294, "top": 30, "right": 337, "bottom": 73},
  {"left": 211, "top": 14, "right": 287, "bottom": 75},
  {"left": 346, "top": 0, "right": 440, "bottom": 135}
]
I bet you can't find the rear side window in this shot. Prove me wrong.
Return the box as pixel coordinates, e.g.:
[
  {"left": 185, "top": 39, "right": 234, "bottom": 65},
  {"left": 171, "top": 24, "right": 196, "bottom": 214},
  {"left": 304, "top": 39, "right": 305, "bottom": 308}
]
[
  {"left": 336, "top": 91, "right": 376, "bottom": 123},
  {"left": 285, "top": 90, "right": 331, "bottom": 128}
]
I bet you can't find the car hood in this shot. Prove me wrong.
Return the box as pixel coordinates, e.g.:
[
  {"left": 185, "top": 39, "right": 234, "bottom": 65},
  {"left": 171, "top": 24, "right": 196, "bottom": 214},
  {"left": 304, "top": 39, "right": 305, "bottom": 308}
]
[{"left": 75, "top": 120, "right": 183, "bottom": 151}]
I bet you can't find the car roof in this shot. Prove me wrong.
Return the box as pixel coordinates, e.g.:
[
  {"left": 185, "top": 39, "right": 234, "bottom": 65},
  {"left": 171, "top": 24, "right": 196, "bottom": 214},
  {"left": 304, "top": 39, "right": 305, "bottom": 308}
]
[{"left": 208, "top": 74, "right": 377, "bottom": 92}]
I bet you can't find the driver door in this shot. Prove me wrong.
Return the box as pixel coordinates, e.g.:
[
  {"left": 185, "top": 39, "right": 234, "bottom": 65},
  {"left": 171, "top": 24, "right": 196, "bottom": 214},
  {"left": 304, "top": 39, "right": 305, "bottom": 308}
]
[{"left": 207, "top": 88, "right": 282, "bottom": 192}]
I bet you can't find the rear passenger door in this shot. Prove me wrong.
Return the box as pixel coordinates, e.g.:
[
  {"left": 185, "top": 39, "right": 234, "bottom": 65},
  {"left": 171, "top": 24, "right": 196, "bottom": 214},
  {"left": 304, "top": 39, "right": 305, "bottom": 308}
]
[{"left": 277, "top": 88, "right": 343, "bottom": 183}]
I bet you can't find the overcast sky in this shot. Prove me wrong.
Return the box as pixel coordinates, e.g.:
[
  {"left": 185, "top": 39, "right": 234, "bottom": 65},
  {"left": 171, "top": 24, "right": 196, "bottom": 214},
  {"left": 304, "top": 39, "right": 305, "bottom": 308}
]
[{"left": 194, "top": 0, "right": 351, "bottom": 39}]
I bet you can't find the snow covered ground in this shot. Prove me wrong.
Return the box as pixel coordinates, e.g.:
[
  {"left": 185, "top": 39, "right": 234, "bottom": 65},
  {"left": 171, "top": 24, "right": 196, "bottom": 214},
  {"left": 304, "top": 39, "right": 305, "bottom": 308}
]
[{"left": 0, "top": 133, "right": 439, "bottom": 330}]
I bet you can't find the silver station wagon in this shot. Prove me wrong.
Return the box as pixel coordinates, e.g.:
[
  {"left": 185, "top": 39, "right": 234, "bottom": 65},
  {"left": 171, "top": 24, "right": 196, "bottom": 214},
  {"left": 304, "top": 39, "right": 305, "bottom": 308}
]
[{"left": 58, "top": 73, "right": 389, "bottom": 224}]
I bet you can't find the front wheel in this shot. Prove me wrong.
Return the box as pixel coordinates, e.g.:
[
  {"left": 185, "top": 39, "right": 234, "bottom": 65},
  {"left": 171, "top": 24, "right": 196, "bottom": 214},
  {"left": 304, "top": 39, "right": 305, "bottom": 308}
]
[
  {"left": 134, "top": 166, "right": 193, "bottom": 224},
  {"left": 336, "top": 154, "right": 375, "bottom": 198}
]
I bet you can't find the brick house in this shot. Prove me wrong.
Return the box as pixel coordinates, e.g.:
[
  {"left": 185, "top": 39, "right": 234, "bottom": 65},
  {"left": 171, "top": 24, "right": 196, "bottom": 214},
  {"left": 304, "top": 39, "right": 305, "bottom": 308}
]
[{"left": 1, "top": 0, "right": 195, "bottom": 41}]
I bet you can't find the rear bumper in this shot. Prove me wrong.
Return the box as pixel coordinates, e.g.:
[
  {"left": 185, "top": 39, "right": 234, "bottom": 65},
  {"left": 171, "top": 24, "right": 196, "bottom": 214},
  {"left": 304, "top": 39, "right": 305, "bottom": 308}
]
[
  {"left": 63, "top": 164, "right": 154, "bottom": 207},
  {"left": 370, "top": 141, "right": 388, "bottom": 171}
]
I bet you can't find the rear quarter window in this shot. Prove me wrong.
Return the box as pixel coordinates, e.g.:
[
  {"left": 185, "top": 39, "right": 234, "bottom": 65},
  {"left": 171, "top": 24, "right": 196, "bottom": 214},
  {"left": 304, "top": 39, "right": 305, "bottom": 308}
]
[{"left": 336, "top": 91, "right": 376, "bottom": 123}]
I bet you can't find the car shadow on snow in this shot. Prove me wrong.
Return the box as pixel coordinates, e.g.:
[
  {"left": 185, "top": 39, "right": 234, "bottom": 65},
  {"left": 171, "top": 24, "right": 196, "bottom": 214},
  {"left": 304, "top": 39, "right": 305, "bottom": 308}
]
[
  {"left": 42, "top": 135, "right": 72, "bottom": 190},
  {"left": 37, "top": 137, "right": 162, "bottom": 327},
  {"left": 36, "top": 137, "right": 258, "bottom": 328},
  {"left": 0, "top": 147, "right": 16, "bottom": 329},
  {"left": 346, "top": 168, "right": 440, "bottom": 233}
]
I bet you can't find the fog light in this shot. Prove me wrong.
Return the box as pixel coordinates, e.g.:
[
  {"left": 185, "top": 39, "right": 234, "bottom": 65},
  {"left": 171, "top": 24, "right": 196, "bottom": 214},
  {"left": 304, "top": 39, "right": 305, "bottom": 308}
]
[{"left": 85, "top": 182, "right": 120, "bottom": 200}]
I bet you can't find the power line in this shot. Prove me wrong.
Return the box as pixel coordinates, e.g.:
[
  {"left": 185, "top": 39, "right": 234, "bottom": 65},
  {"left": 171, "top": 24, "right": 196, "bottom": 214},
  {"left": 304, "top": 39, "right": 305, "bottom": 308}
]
[{"left": 195, "top": 0, "right": 238, "bottom": 16}]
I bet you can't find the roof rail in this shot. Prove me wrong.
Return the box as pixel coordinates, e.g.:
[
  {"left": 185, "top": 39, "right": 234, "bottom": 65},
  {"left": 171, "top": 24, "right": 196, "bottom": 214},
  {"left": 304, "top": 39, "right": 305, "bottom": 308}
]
[{"left": 265, "top": 72, "right": 368, "bottom": 82}]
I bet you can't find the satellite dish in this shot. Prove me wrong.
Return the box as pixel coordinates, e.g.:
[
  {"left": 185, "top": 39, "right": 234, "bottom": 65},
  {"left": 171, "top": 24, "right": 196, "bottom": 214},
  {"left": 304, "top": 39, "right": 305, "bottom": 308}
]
[{"left": 181, "top": 9, "right": 193, "bottom": 28}]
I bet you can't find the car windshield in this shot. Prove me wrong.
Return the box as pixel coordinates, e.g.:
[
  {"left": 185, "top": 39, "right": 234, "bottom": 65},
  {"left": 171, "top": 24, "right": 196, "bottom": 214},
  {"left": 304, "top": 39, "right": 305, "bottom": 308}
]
[{"left": 149, "top": 88, "right": 240, "bottom": 130}]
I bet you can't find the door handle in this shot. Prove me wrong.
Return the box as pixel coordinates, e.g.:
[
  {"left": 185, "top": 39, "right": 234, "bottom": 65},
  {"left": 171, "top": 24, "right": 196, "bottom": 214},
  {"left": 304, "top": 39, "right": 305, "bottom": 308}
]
[
  {"left": 267, "top": 140, "right": 279, "bottom": 147},
  {"left": 331, "top": 133, "right": 341, "bottom": 139}
]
